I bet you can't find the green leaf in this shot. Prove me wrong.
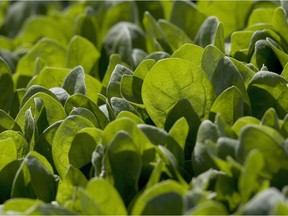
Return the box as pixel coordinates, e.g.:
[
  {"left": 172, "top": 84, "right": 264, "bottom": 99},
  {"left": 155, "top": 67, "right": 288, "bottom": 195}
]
[
  {"left": 239, "top": 150, "right": 266, "bottom": 203},
  {"left": 236, "top": 125, "right": 288, "bottom": 175},
  {"left": 232, "top": 116, "right": 260, "bottom": 137},
  {"left": 11, "top": 152, "right": 56, "bottom": 202},
  {"left": 69, "top": 107, "right": 99, "bottom": 128},
  {"left": 168, "top": 117, "right": 189, "bottom": 152},
  {"left": 143, "top": 12, "right": 171, "bottom": 54},
  {"left": 198, "top": 0, "right": 253, "bottom": 38},
  {"left": 21, "top": 85, "right": 58, "bottom": 106},
  {"left": 272, "top": 7, "right": 288, "bottom": 44},
  {"left": 192, "top": 120, "right": 219, "bottom": 175},
  {"left": 158, "top": 19, "right": 192, "bottom": 52},
  {"left": 27, "top": 67, "right": 70, "bottom": 89},
  {"left": 29, "top": 67, "right": 101, "bottom": 103},
  {"left": 102, "top": 118, "right": 155, "bottom": 167},
  {"left": 69, "top": 128, "right": 101, "bottom": 171},
  {"left": 0, "top": 130, "right": 28, "bottom": 158},
  {"left": 107, "top": 64, "right": 133, "bottom": 100},
  {"left": 116, "top": 111, "right": 144, "bottom": 124},
  {"left": 75, "top": 13, "right": 98, "bottom": 47},
  {"left": 172, "top": 43, "right": 204, "bottom": 66},
  {"left": 0, "top": 160, "right": 22, "bottom": 203},
  {"left": 170, "top": 0, "right": 206, "bottom": 40},
  {"left": 230, "top": 57, "right": 255, "bottom": 88},
  {"left": 56, "top": 165, "right": 88, "bottom": 206},
  {"left": 250, "top": 39, "right": 283, "bottom": 72},
  {"left": 0, "top": 1, "right": 50, "bottom": 38},
  {"left": 101, "top": 54, "right": 122, "bottom": 91},
  {"left": 247, "top": 71, "right": 288, "bottom": 118},
  {"left": 35, "top": 121, "right": 62, "bottom": 173},
  {"left": 0, "top": 57, "right": 14, "bottom": 112},
  {"left": 85, "top": 178, "right": 127, "bottom": 215},
  {"left": 103, "top": 22, "right": 146, "bottom": 67},
  {"left": 0, "top": 109, "right": 21, "bottom": 133},
  {"left": 261, "top": 107, "right": 280, "bottom": 131},
  {"left": 242, "top": 188, "right": 284, "bottom": 215},
  {"left": 194, "top": 16, "right": 224, "bottom": 53},
  {"left": 120, "top": 74, "right": 143, "bottom": 105},
  {"left": 142, "top": 58, "right": 215, "bottom": 128},
  {"left": 62, "top": 66, "right": 86, "bottom": 96},
  {"left": 16, "top": 92, "right": 66, "bottom": 132},
  {"left": 164, "top": 99, "right": 201, "bottom": 163},
  {"left": 107, "top": 131, "right": 142, "bottom": 206},
  {"left": 131, "top": 180, "right": 186, "bottom": 215},
  {"left": 15, "top": 38, "right": 66, "bottom": 84},
  {"left": 16, "top": 16, "right": 72, "bottom": 47},
  {"left": 210, "top": 86, "right": 244, "bottom": 125},
  {"left": 52, "top": 115, "right": 95, "bottom": 178},
  {"left": 186, "top": 200, "right": 228, "bottom": 215},
  {"left": 64, "top": 94, "right": 109, "bottom": 129},
  {"left": 0, "top": 138, "right": 17, "bottom": 171},
  {"left": 110, "top": 97, "right": 139, "bottom": 117},
  {"left": 66, "top": 36, "right": 100, "bottom": 76},
  {"left": 2, "top": 198, "right": 43, "bottom": 215},
  {"left": 101, "top": 2, "right": 138, "bottom": 39},
  {"left": 230, "top": 31, "right": 254, "bottom": 60},
  {"left": 139, "top": 124, "right": 184, "bottom": 168}
]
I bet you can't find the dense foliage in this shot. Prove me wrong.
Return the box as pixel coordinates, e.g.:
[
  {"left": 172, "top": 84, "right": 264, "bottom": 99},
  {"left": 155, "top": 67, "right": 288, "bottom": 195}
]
[{"left": 1, "top": 0, "right": 288, "bottom": 214}]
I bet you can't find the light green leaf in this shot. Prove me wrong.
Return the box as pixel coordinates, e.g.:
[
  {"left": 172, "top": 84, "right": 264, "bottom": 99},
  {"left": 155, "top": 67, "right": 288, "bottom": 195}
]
[
  {"left": 186, "top": 200, "right": 228, "bottom": 215},
  {"left": 172, "top": 43, "right": 203, "bottom": 66},
  {"left": 198, "top": 0, "right": 253, "bottom": 38},
  {"left": 2, "top": 198, "right": 43, "bottom": 215},
  {"left": 142, "top": 58, "right": 215, "bottom": 128},
  {"left": 168, "top": 117, "right": 189, "bottom": 152},
  {"left": 170, "top": 0, "right": 206, "bottom": 40},
  {"left": 131, "top": 180, "right": 186, "bottom": 215},
  {"left": 0, "top": 109, "right": 21, "bottom": 133},
  {"left": 56, "top": 165, "right": 88, "bottom": 206},
  {"left": 16, "top": 16, "right": 71, "bottom": 46},
  {"left": 15, "top": 38, "right": 66, "bottom": 78},
  {"left": 0, "top": 138, "right": 17, "bottom": 171},
  {"left": 239, "top": 150, "right": 266, "bottom": 203},
  {"left": 85, "top": 178, "right": 127, "bottom": 215},
  {"left": 159, "top": 19, "right": 192, "bottom": 52},
  {"left": 210, "top": 86, "right": 244, "bottom": 125},
  {"left": 232, "top": 116, "right": 260, "bottom": 137},
  {"left": 261, "top": 107, "right": 280, "bottom": 131},
  {"left": 230, "top": 31, "right": 254, "bottom": 60},
  {"left": 66, "top": 36, "right": 100, "bottom": 76},
  {"left": 52, "top": 115, "right": 95, "bottom": 178}
]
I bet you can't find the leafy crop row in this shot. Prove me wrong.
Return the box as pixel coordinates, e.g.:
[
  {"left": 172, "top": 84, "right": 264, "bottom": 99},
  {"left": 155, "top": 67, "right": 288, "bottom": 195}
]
[{"left": 1, "top": 0, "right": 288, "bottom": 215}]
